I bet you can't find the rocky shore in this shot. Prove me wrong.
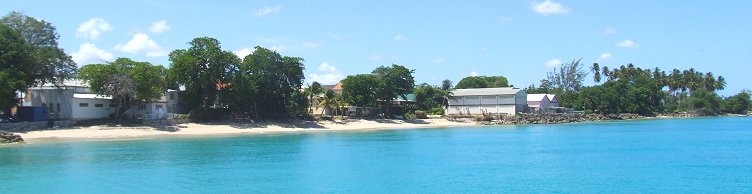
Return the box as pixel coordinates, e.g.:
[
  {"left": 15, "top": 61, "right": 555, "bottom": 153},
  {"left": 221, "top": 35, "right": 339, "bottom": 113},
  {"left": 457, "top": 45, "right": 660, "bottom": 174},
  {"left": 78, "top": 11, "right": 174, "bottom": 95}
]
[
  {"left": 477, "top": 113, "right": 646, "bottom": 125},
  {"left": 0, "top": 131, "right": 24, "bottom": 143}
]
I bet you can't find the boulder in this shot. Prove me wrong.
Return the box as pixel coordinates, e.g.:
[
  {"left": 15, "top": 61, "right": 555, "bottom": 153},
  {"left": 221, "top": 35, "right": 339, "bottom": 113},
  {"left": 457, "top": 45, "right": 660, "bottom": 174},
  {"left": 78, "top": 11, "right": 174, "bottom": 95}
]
[{"left": 0, "top": 131, "right": 24, "bottom": 143}]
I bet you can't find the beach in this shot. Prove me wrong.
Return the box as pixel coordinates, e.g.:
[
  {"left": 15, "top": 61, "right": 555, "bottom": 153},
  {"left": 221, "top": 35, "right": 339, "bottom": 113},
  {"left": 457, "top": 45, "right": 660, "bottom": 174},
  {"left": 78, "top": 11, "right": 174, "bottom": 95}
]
[{"left": 16, "top": 119, "right": 476, "bottom": 143}]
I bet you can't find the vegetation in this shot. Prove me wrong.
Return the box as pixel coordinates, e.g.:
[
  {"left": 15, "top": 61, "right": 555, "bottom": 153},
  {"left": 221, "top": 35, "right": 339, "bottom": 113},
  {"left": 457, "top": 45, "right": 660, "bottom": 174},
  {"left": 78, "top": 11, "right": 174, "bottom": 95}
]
[
  {"left": 0, "top": 12, "right": 77, "bottom": 115},
  {"left": 341, "top": 64, "right": 415, "bottom": 117},
  {"left": 79, "top": 58, "right": 166, "bottom": 122},
  {"left": 454, "top": 76, "right": 509, "bottom": 89},
  {"left": 528, "top": 59, "right": 747, "bottom": 116}
]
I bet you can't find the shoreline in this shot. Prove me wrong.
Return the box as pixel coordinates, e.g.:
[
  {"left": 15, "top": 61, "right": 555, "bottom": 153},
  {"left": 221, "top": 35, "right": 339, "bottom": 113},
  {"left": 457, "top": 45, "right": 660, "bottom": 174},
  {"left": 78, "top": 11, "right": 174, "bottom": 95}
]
[
  {"left": 6, "top": 114, "right": 748, "bottom": 144},
  {"left": 13, "top": 119, "right": 477, "bottom": 144}
]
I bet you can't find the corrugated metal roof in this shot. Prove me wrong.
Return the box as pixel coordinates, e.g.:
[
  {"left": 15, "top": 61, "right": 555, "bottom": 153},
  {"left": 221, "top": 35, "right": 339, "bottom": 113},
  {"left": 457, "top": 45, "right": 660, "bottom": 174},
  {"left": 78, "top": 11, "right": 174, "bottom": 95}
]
[
  {"left": 527, "top": 94, "right": 549, "bottom": 102},
  {"left": 73, "top": 93, "right": 112, "bottom": 99},
  {"left": 451, "top": 87, "right": 521, "bottom": 96}
]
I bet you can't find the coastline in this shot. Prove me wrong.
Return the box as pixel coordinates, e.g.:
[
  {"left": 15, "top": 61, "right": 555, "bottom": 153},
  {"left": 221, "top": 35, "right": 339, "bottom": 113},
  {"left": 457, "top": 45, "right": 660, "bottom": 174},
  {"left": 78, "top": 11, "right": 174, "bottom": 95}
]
[
  {"left": 14, "top": 119, "right": 477, "bottom": 143},
  {"left": 7, "top": 114, "right": 749, "bottom": 144}
]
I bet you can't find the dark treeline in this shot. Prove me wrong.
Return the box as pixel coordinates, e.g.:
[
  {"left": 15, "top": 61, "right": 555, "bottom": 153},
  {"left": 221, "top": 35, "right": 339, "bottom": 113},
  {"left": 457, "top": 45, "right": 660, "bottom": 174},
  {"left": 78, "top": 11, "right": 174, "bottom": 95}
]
[{"left": 526, "top": 60, "right": 750, "bottom": 116}]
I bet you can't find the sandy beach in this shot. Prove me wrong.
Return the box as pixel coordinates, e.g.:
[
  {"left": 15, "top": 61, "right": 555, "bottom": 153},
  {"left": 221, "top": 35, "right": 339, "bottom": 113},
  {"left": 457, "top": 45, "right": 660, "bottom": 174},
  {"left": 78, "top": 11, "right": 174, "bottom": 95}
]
[{"left": 16, "top": 119, "right": 477, "bottom": 143}]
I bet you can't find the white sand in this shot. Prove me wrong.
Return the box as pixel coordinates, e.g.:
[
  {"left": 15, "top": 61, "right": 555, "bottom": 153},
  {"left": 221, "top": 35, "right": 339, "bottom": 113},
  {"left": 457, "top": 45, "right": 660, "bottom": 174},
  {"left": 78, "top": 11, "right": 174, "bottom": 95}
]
[{"left": 18, "top": 119, "right": 476, "bottom": 143}]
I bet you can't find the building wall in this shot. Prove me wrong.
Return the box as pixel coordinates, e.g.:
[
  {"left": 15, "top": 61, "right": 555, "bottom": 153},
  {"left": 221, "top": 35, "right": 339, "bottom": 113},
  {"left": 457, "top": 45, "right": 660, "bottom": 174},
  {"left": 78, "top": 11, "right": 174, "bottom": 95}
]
[
  {"left": 71, "top": 98, "right": 115, "bottom": 119},
  {"left": 447, "top": 91, "right": 526, "bottom": 115},
  {"left": 25, "top": 88, "right": 74, "bottom": 120}
]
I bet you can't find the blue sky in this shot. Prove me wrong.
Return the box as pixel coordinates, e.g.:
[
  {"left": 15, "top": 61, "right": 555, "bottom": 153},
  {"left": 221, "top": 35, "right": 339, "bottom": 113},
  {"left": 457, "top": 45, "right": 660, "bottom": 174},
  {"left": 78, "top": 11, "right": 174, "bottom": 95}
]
[{"left": 3, "top": 0, "right": 751, "bottom": 95}]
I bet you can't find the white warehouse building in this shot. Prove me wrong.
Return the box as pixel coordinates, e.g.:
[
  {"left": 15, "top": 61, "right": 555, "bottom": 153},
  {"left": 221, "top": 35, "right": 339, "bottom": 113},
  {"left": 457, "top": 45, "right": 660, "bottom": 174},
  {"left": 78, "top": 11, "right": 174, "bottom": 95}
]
[{"left": 446, "top": 87, "right": 528, "bottom": 116}]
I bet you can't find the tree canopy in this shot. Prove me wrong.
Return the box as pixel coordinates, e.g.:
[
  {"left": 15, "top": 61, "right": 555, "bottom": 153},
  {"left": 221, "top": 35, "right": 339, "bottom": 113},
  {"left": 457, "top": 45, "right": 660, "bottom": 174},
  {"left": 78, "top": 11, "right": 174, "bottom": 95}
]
[
  {"left": 341, "top": 74, "right": 379, "bottom": 107},
  {"left": 454, "top": 76, "right": 509, "bottom": 89},
  {"left": 168, "top": 37, "right": 239, "bottom": 118}
]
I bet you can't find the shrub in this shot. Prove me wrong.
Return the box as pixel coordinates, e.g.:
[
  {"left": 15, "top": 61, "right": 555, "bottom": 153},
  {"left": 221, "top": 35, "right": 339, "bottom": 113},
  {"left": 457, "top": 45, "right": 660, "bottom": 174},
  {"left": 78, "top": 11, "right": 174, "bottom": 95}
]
[
  {"left": 426, "top": 107, "right": 445, "bottom": 115},
  {"left": 404, "top": 113, "right": 417, "bottom": 119},
  {"left": 414, "top": 110, "right": 428, "bottom": 119}
]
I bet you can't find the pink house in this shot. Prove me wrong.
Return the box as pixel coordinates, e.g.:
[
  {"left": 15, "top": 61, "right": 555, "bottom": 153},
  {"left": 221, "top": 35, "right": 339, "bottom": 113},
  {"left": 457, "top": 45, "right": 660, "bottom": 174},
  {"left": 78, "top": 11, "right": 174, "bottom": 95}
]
[{"left": 527, "top": 94, "right": 559, "bottom": 113}]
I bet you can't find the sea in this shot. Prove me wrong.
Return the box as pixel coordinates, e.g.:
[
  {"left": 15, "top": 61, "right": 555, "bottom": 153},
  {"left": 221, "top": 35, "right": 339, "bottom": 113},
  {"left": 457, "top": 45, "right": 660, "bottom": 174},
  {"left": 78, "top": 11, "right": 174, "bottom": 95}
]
[{"left": 1, "top": 117, "right": 751, "bottom": 193}]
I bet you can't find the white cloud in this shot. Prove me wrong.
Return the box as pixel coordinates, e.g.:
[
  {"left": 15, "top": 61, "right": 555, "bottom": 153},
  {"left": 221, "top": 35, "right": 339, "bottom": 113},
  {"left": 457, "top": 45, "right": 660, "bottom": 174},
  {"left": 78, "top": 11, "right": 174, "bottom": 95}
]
[
  {"left": 114, "top": 33, "right": 166, "bottom": 57},
  {"left": 532, "top": 0, "right": 570, "bottom": 16},
  {"left": 544, "top": 58, "right": 563, "bottom": 68},
  {"left": 308, "top": 62, "right": 345, "bottom": 85},
  {"left": 368, "top": 54, "right": 383, "bottom": 61},
  {"left": 71, "top": 43, "right": 113, "bottom": 66},
  {"left": 318, "top": 62, "right": 337, "bottom": 72},
  {"left": 470, "top": 71, "right": 479, "bottom": 76},
  {"left": 433, "top": 58, "right": 445, "bottom": 64},
  {"left": 394, "top": 34, "right": 407, "bottom": 41},
  {"left": 270, "top": 45, "right": 285, "bottom": 52},
  {"left": 596, "top": 53, "right": 613, "bottom": 63},
  {"left": 615, "top": 39, "right": 640, "bottom": 48},
  {"left": 76, "top": 18, "right": 112, "bottom": 41},
  {"left": 256, "top": 5, "right": 281, "bottom": 16},
  {"left": 234, "top": 48, "right": 253, "bottom": 59},
  {"left": 603, "top": 27, "right": 616, "bottom": 35},
  {"left": 149, "top": 20, "right": 170, "bottom": 34}
]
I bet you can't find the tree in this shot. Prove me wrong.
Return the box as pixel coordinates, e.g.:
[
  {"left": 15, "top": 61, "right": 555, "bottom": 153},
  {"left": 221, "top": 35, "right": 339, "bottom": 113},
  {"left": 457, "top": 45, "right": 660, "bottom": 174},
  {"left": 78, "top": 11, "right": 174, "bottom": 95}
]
[
  {"left": 454, "top": 76, "right": 509, "bottom": 89},
  {"left": 341, "top": 74, "right": 379, "bottom": 107},
  {"left": 239, "top": 46, "right": 306, "bottom": 118},
  {"left": 441, "top": 79, "right": 453, "bottom": 91},
  {"left": 591, "top": 63, "right": 601, "bottom": 83},
  {"left": 372, "top": 64, "right": 415, "bottom": 116},
  {"left": 318, "top": 89, "right": 336, "bottom": 115},
  {"left": 305, "top": 82, "right": 323, "bottom": 114},
  {"left": 1, "top": 11, "right": 77, "bottom": 86},
  {"left": 722, "top": 91, "right": 750, "bottom": 114},
  {"left": 79, "top": 58, "right": 166, "bottom": 122},
  {"left": 0, "top": 24, "right": 33, "bottom": 114},
  {"left": 168, "top": 37, "right": 239, "bottom": 119},
  {"left": 413, "top": 83, "right": 444, "bottom": 111},
  {"left": 546, "top": 58, "right": 587, "bottom": 92}
]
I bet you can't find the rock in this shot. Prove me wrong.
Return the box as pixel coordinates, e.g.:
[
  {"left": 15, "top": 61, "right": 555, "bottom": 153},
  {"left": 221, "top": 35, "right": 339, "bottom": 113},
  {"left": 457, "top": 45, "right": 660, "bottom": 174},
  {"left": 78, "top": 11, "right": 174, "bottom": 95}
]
[{"left": 0, "top": 131, "right": 24, "bottom": 143}]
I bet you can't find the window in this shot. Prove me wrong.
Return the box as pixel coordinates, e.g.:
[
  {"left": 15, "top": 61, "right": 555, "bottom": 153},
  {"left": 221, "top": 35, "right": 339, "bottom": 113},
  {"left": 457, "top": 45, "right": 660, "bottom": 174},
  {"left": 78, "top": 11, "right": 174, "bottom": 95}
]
[
  {"left": 42, "top": 103, "right": 46, "bottom": 108},
  {"left": 95, "top": 104, "right": 103, "bottom": 107},
  {"left": 139, "top": 104, "right": 146, "bottom": 110},
  {"left": 109, "top": 103, "right": 116, "bottom": 107},
  {"left": 56, "top": 103, "right": 60, "bottom": 113},
  {"left": 156, "top": 105, "right": 163, "bottom": 109},
  {"left": 79, "top": 103, "right": 89, "bottom": 107},
  {"left": 169, "top": 93, "right": 175, "bottom": 100}
]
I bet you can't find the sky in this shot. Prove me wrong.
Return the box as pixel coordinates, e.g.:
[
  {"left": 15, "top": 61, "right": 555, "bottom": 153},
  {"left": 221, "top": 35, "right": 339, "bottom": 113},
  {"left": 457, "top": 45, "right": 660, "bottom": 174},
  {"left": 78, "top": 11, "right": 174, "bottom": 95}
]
[{"left": 3, "top": 0, "right": 751, "bottom": 96}]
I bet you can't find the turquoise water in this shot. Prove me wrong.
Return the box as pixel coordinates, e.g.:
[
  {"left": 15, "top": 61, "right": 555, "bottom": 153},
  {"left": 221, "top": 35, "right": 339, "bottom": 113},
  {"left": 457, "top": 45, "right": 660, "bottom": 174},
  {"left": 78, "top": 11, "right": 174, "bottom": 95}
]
[{"left": 1, "top": 117, "right": 751, "bottom": 193}]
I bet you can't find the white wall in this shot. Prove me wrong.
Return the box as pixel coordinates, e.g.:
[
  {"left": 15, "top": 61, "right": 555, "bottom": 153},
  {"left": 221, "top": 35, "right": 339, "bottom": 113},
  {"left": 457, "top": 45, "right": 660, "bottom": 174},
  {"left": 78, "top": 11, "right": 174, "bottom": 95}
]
[{"left": 71, "top": 98, "right": 116, "bottom": 119}]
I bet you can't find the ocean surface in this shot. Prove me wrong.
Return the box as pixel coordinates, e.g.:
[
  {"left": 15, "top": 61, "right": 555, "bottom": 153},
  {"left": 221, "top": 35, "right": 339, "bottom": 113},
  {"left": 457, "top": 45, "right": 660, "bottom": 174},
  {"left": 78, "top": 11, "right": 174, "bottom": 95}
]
[{"left": 1, "top": 117, "right": 751, "bottom": 193}]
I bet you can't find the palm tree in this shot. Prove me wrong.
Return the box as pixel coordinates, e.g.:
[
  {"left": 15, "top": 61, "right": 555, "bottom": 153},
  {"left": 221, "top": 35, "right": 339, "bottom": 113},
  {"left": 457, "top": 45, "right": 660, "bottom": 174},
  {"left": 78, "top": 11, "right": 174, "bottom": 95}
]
[
  {"left": 602, "top": 66, "right": 610, "bottom": 81},
  {"left": 318, "top": 89, "right": 336, "bottom": 115},
  {"left": 703, "top": 72, "right": 716, "bottom": 91},
  {"left": 715, "top": 76, "right": 726, "bottom": 91},
  {"left": 591, "top": 63, "right": 601, "bottom": 83},
  {"left": 306, "top": 82, "right": 323, "bottom": 114}
]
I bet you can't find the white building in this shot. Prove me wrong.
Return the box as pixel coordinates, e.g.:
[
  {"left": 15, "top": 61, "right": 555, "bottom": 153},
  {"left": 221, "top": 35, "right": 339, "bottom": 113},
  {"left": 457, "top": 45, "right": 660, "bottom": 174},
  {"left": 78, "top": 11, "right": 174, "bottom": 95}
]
[
  {"left": 23, "top": 80, "right": 168, "bottom": 120},
  {"left": 446, "top": 87, "right": 527, "bottom": 115},
  {"left": 23, "top": 80, "right": 116, "bottom": 120}
]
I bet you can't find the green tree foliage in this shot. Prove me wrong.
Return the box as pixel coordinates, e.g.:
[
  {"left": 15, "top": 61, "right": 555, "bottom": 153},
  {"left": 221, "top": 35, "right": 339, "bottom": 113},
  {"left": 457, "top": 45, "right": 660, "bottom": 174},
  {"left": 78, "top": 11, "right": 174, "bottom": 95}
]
[
  {"left": 0, "top": 24, "right": 33, "bottom": 113},
  {"left": 236, "top": 46, "right": 307, "bottom": 118},
  {"left": 79, "top": 58, "right": 166, "bottom": 122},
  {"left": 721, "top": 91, "right": 750, "bottom": 114},
  {"left": 546, "top": 59, "right": 587, "bottom": 93},
  {"left": 304, "top": 81, "right": 323, "bottom": 114},
  {"left": 372, "top": 64, "right": 415, "bottom": 116},
  {"left": 413, "top": 83, "right": 446, "bottom": 111},
  {"left": 1, "top": 11, "right": 77, "bottom": 86},
  {"left": 576, "top": 78, "right": 665, "bottom": 115},
  {"left": 454, "top": 76, "right": 509, "bottom": 89},
  {"left": 341, "top": 74, "right": 379, "bottom": 107},
  {"left": 168, "top": 37, "right": 239, "bottom": 118}
]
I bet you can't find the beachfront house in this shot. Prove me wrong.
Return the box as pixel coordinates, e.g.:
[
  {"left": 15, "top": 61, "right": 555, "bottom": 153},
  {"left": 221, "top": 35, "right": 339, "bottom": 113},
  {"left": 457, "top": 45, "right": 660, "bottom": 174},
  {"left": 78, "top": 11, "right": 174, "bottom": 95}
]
[
  {"left": 22, "top": 80, "right": 116, "bottom": 120},
  {"left": 527, "top": 94, "right": 551, "bottom": 113},
  {"left": 548, "top": 94, "right": 559, "bottom": 107},
  {"left": 22, "top": 80, "right": 170, "bottom": 120},
  {"left": 446, "top": 87, "right": 527, "bottom": 116}
]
